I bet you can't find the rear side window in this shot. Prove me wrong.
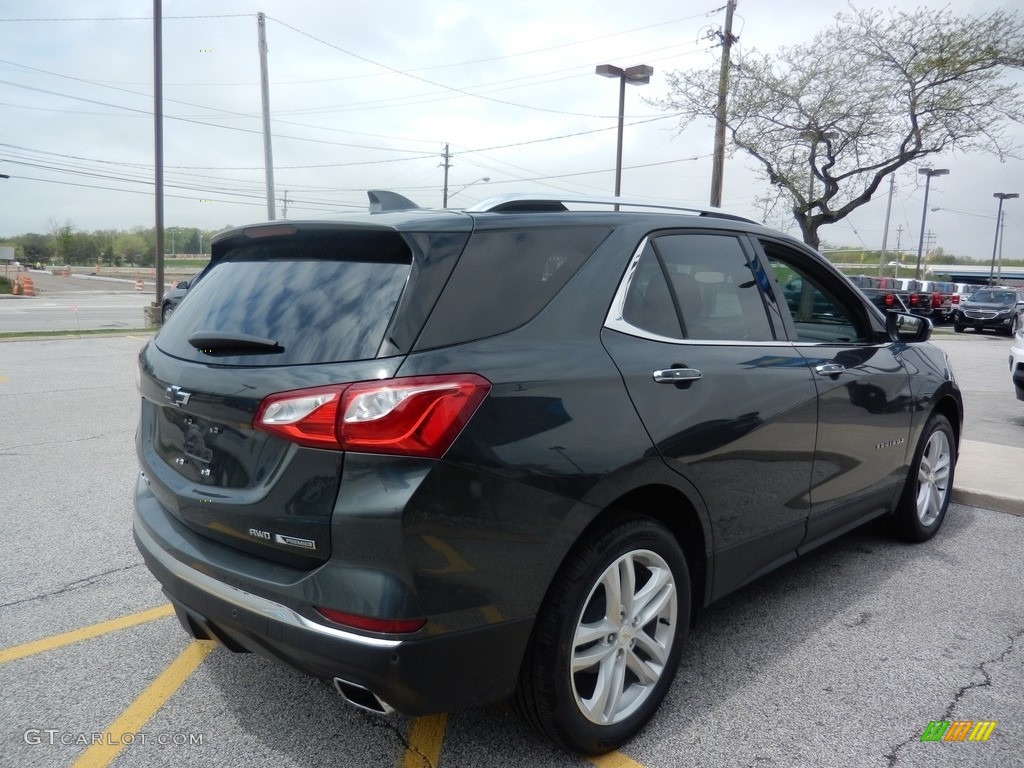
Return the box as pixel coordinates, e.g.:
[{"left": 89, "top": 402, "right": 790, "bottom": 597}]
[
  {"left": 414, "top": 226, "right": 611, "bottom": 349},
  {"left": 620, "top": 233, "right": 774, "bottom": 341},
  {"left": 155, "top": 231, "right": 412, "bottom": 366}
]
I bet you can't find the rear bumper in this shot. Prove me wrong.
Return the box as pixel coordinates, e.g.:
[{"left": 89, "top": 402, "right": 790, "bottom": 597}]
[{"left": 133, "top": 490, "right": 533, "bottom": 716}]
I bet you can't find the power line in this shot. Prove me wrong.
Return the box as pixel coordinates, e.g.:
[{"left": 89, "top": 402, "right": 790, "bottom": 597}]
[
  {"left": 0, "top": 60, "right": 446, "bottom": 153},
  {"left": 0, "top": 14, "right": 253, "bottom": 21},
  {"left": 265, "top": 15, "right": 662, "bottom": 119}
]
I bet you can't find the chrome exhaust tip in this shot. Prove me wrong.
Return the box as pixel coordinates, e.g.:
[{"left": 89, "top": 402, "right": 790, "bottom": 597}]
[{"left": 333, "top": 677, "right": 395, "bottom": 715}]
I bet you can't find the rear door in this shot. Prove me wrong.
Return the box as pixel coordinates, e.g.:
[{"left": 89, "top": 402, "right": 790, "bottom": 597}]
[{"left": 601, "top": 231, "right": 818, "bottom": 600}]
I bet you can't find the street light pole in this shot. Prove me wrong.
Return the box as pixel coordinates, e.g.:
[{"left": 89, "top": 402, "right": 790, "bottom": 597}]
[
  {"left": 447, "top": 177, "right": 490, "bottom": 203},
  {"left": 914, "top": 168, "right": 948, "bottom": 280},
  {"left": 595, "top": 63, "right": 653, "bottom": 202},
  {"left": 989, "top": 192, "right": 1019, "bottom": 285}
]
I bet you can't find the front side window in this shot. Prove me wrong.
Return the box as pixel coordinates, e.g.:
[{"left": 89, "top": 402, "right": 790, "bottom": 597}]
[{"left": 761, "top": 241, "right": 870, "bottom": 344}]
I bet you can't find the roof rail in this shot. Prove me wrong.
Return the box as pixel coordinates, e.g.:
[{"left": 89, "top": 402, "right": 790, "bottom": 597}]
[{"left": 463, "top": 193, "right": 759, "bottom": 223}]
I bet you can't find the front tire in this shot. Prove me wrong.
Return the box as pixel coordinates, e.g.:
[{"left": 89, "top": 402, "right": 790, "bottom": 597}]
[
  {"left": 889, "top": 414, "right": 955, "bottom": 542},
  {"left": 161, "top": 303, "right": 174, "bottom": 324},
  {"left": 513, "top": 516, "right": 690, "bottom": 754},
  {"left": 953, "top": 323, "right": 965, "bottom": 333}
]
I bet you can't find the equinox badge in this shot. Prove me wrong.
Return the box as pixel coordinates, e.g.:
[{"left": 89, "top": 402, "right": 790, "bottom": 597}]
[{"left": 165, "top": 385, "right": 192, "bottom": 407}]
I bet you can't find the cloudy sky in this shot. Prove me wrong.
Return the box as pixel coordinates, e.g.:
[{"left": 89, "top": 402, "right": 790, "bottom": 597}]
[{"left": 0, "top": 0, "right": 1021, "bottom": 261}]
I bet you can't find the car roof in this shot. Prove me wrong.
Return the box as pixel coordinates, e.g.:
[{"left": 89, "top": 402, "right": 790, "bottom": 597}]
[{"left": 211, "top": 192, "right": 789, "bottom": 251}]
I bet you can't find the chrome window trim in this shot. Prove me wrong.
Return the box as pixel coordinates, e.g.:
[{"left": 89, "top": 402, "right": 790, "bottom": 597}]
[{"left": 135, "top": 519, "right": 403, "bottom": 649}]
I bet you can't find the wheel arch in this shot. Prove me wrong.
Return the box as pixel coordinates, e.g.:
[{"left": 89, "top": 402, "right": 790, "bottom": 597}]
[
  {"left": 577, "top": 483, "right": 711, "bottom": 625},
  {"left": 931, "top": 394, "right": 962, "bottom": 452}
]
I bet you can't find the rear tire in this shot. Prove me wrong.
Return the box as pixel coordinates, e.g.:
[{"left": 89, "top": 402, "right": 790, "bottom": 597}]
[
  {"left": 512, "top": 516, "right": 690, "bottom": 755},
  {"left": 889, "top": 414, "right": 955, "bottom": 542}
]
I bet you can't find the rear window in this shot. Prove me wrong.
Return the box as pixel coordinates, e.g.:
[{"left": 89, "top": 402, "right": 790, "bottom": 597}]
[{"left": 155, "top": 231, "right": 412, "bottom": 366}]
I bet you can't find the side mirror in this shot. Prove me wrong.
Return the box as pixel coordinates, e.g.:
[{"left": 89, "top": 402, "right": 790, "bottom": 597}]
[
  {"left": 886, "top": 312, "right": 931, "bottom": 343},
  {"left": 176, "top": 280, "right": 189, "bottom": 289}
]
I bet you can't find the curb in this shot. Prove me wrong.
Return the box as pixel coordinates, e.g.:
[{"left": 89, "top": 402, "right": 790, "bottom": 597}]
[
  {"left": 952, "top": 438, "right": 1024, "bottom": 518},
  {"left": 952, "top": 488, "right": 1024, "bottom": 518}
]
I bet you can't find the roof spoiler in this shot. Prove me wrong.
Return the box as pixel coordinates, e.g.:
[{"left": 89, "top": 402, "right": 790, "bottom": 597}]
[{"left": 367, "top": 190, "right": 421, "bottom": 213}]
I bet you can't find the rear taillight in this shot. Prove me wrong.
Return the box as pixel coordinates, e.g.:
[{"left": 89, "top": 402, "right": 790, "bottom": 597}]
[
  {"left": 884, "top": 293, "right": 895, "bottom": 308},
  {"left": 909, "top": 293, "right": 920, "bottom": 307},
  {"left": 952, "top": 295, "right": 960, "bottom": 305},
  {"left": 254, "top": 374, "right": 490, "bottom": 458},
  {"left": 931, "top": 292, "right": 941, "bottom": 308}
]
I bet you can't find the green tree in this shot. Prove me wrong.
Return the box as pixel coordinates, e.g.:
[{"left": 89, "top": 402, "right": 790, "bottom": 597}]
[
  {"left": 655, "top": 6, "right": 1024, "bottom": 249},
  {"left": 183, "top": 228, "right": 200, "bottom": 255},
  {"left": 68, "top": 233, "right": 100, "bottom": 265},
  {"left": 114, "top": 232, "right": 148, "bottom": 266},
  {"left": 48, "top": 218, "right": 75, "bottom": 264},
  {"left": 10, "top": 233, "right": 53, "bottom": 265}
]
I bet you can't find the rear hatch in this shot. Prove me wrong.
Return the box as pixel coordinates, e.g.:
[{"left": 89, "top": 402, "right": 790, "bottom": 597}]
[{"left": 136, "top": 223, "right": 465, "bottom": 568}]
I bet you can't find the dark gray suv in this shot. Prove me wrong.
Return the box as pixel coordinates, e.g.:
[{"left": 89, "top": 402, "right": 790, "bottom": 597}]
[
  {"left": 134, "top": 194, "right": 962, "bottom": 754},
  {"left": 952, "top": 287, "right": 1024, "bottom": 335}
]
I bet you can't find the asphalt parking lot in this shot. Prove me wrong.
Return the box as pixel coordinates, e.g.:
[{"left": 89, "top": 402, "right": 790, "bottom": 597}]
[{"left": 0, "top": 333, "right": 1021, "bottom": 768}]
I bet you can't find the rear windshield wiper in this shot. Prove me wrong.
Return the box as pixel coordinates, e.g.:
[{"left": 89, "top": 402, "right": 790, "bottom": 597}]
[{"left": 187, "top": 331, "right": 284, "bottom": 355}]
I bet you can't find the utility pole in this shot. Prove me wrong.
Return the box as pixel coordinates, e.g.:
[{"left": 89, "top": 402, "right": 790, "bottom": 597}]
[
  {"left": 258, "top": 12, "right": 276, "bottom": 220},
  {"left": 281, "top": 189, "right": 288, "bottom": 219},
  {"left": 709, "top": 0, "right": 737, "bottom": 208},
  {"left": 876, "top": 175, "right": 895, "bottom": 277},
  {"left": 441, "top": 143, "right": 452, "bottom": 208},
  {"left": 923, "top": 230, "right": 936, "bottom": 274},
  {"left": 153, "top": 0, "right": 165, "bottom": 307}
]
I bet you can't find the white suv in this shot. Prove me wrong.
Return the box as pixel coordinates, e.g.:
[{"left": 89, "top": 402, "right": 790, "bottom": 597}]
[{"left": 1011, "top": 321, "right": 1024, "bottom": 401}]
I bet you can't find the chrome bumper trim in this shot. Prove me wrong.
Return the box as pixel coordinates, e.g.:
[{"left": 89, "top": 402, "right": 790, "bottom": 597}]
[{"left": 135, "top": 518, "right": 402, "bottom": 649}]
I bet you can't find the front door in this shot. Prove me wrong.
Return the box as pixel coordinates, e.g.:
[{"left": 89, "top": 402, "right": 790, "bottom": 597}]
[
  {"left": 754, "top": 238, "right": 914, "bottom": 547},
  {"left": 602, "top": 231, "right": 818, "bottom": 600}
]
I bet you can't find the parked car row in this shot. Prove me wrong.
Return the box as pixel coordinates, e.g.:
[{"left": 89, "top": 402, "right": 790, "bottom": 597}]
[
  {"left": 845, "top": 275, "right": 945, "bottom": 320},
  {"left": 844, "top": 275, "right": 1024, "bottom": 330}
]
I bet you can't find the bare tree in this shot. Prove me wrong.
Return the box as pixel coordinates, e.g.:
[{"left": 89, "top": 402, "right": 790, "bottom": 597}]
[{"left": 654, "top": 6, "right": 1024, "bottom": 249}]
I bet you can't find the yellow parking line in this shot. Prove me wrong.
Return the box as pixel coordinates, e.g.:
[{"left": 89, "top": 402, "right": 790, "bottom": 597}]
[
  {"left": 0, "top": 604, "right": 175, "bottom": 665},
  {"left": 588, "top": 751, "right": 647, "bottom": 768},
  {"left": 71, "top": 640, "right": 215, "bottom": 768},
  {"left": 400, "top": 714, "right": 448, "bottom": 768}
]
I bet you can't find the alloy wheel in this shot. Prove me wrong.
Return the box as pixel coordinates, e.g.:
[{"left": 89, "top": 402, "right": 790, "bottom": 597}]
[
  {"left": 916, "top": 429, "right": 951, "bottom": 526},
  {"left": 570, "top": 549, "right": 677, "bottom": 726}
]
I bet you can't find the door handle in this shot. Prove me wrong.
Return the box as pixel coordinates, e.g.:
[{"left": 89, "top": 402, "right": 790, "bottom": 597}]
[
  {"left": 653, "top": 368, "right": 703, "bottom": 383},
  {"left": 814, "top": 363, "right": 846, "bottom": 376}
]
